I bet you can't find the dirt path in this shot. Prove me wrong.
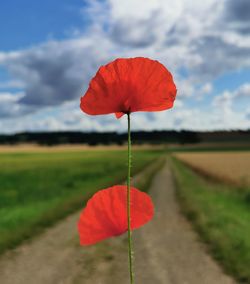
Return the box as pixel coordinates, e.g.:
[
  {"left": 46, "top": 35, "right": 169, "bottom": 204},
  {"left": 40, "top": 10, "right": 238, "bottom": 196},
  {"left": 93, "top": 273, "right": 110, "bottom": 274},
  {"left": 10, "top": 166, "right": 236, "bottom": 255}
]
[{"left": 0, "top": 161, "right": 236, "bottom": 284}]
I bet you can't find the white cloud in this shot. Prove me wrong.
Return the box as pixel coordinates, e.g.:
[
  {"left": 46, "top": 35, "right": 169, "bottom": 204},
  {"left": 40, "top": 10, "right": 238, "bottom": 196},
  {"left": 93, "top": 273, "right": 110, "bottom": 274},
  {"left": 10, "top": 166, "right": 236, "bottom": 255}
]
[
  {"left": 212, "top": 83, "right": 250, "bottom": 129},
  {"left": 234, "top": 83, "right": 250, "bottom": 97},
  {"left": 0, "top": 0, "right": 250, "bottom": 132},
  {"left": 175, "top": 78, "right": 194, "bottom": 97},
  {"left": 213, "top": 83, "right": 250, "bottom": 109},
  {"left": 0, "top": 92, "right": 28, "bottom": 118},
  {"left": 200, "top": 83, "right": 213, "bottom": 95}
]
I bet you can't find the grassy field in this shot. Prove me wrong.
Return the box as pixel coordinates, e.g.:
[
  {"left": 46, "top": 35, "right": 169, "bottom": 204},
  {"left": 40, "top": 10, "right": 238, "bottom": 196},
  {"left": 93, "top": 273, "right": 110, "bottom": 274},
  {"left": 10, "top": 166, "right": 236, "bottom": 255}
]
[
  {"left": 174, "top": 151, "right": 250, "bottom": 186},
  {"left": 171, "top": 156, "right": 250, "bottom": 283},
  {"left": 0, "top": 149, "right": 163, "bottom": 254}
]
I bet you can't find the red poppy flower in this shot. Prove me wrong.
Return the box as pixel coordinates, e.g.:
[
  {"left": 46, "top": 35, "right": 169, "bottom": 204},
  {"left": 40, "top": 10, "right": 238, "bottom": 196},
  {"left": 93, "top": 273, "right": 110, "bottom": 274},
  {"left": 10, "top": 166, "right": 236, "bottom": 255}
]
[
  {"left": 78, "top": 185, "right": 154, "bottom": 245},
  {"left": 80, "top": 57, "right": 176, "bottom": 118}
]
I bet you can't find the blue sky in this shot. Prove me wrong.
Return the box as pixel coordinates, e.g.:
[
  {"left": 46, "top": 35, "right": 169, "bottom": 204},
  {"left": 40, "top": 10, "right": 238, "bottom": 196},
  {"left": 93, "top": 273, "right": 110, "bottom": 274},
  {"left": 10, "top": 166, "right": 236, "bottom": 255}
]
[
  {"left": 0, "top": 0, "right": 249, "bottom": 133},
  {"left": 0, "top": 0, "right": 86, "bottom": 50}
]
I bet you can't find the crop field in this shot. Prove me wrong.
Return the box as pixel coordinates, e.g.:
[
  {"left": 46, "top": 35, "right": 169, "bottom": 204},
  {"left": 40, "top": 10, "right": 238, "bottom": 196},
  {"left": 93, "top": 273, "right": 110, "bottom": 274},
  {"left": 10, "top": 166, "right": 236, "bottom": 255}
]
[
  {"left": 172, "top": 152, "right": 250, "bottom": 282},
  {"left": 0, "top": 148, "right": 162, "bottom": 254},
  {"left": 174, "top": 151, "right": 250, "bottom": 186}
]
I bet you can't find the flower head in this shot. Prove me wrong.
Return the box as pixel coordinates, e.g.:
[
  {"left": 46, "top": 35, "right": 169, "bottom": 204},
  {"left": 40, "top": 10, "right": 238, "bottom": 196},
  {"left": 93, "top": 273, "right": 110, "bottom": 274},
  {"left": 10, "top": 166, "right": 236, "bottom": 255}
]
[
  {"left": 80, "top": 57, "right": 176, "bottom": 118},
  {"left": 78, "top": 185, "right": 154, "bottom": 245}
]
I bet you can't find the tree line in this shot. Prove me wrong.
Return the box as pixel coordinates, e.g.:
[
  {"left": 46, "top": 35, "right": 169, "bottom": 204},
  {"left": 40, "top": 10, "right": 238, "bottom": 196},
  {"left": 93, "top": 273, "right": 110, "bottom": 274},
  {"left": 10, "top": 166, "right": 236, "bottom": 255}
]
[{"left": 0, "top": 130, "right": 249, "bottom": 146}]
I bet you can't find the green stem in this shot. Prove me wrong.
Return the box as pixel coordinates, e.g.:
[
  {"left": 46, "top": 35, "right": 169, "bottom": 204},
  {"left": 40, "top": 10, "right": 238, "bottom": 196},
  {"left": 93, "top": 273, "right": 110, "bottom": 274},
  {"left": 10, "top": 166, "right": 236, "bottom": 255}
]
[{"left": 127, "top": 113, "right": 134, "bottom": 284}]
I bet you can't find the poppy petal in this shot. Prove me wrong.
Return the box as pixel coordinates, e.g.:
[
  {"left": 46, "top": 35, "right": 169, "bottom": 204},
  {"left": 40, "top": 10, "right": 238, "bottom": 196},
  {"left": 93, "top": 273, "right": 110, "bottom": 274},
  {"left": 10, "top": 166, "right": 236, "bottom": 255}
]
[
  {"left": 78, "top": 185, "right": 154, "bottom": 245},
  {"left": 80, "top": 57, "right": 176, "bottom": 118},
  {"left": 115, "top": 112, "right": 124, "bottom": 119}
]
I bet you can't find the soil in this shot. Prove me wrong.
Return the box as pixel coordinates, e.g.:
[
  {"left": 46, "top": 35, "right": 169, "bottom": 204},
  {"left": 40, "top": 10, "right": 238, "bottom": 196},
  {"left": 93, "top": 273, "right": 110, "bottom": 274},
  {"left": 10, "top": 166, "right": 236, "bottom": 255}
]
[{"left": 0, "top": 161, "right": 236, "bottom": 284}]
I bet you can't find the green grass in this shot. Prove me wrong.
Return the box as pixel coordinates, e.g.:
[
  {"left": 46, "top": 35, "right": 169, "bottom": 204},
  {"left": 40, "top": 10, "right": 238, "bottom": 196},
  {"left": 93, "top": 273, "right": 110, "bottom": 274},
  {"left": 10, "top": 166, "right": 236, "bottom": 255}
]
[
  {"left": 171, "top": 157, "right": 250, "bottom": 283},
  {"left": 0, "top": 149, "right": 163, "bottom": 254}
]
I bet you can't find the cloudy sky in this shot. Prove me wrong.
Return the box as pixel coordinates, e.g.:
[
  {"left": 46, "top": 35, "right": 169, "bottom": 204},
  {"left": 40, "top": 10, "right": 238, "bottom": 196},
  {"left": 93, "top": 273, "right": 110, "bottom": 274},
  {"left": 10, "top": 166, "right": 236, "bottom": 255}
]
[{"left": 0, "top": 0, "right": 249, "bottom": 133}]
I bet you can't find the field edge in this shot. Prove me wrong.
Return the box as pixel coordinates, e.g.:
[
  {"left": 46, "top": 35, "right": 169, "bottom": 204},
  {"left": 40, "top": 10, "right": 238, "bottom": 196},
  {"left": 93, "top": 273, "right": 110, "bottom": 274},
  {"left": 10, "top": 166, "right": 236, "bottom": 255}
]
[
  {"left": 0, "top": 154, "right": 165, "bottom": 256},
  {"left": 170, "top": 156, "right": 250, "bottom": 283}
]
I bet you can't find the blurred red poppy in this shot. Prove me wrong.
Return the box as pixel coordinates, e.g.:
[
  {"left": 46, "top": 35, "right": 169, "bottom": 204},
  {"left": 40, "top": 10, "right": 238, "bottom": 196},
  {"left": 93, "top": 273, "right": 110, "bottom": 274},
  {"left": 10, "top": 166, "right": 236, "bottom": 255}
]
[
  {"left": 78, "top": 185, "right": 154, "bottom": 245},
  {"left": 80, "top": 57, "right": 176, "bottom": 118}
]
